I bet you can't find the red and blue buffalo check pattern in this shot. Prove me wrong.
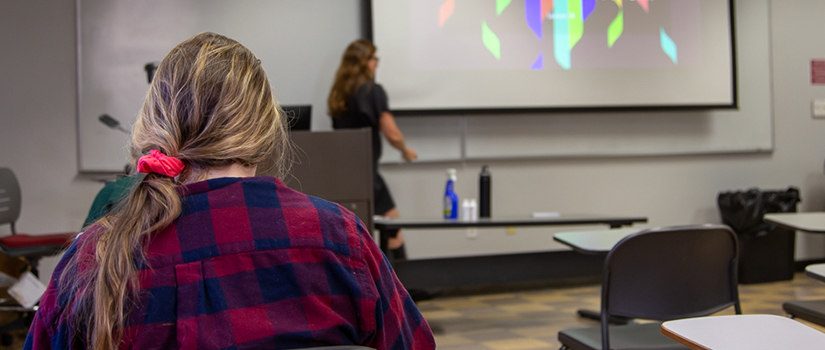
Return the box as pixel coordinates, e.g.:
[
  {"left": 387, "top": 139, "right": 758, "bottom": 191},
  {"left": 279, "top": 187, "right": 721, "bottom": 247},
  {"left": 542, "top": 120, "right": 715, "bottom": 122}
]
[{"left": 25, "top": 176, "right": 435, "bottom": 349}]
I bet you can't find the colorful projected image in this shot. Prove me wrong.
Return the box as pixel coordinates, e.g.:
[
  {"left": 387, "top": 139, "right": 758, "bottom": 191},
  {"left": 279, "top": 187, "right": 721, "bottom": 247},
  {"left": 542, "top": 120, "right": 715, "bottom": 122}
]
[{"left": 412, "top": 0, "right": 699, "bottom": 71}]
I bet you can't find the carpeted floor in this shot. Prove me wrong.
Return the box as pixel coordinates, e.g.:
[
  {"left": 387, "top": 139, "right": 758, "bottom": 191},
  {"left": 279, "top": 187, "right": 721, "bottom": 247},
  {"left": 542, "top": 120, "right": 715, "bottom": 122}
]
[{"left": 418, "top": 273, "right": 825, "bottom": 349}]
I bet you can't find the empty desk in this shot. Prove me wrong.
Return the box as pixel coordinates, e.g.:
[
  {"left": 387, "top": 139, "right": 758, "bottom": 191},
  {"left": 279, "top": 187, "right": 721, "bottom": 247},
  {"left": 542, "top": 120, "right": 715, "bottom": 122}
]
[
  {"left": 763, "top": 213, "right": 825, "bottom": 326},
  {"left": 763, "top": 212, "right": 825, "bottom": 233},
  {"left": 661, "top": 314, "right": 825, "bottom": 349}
]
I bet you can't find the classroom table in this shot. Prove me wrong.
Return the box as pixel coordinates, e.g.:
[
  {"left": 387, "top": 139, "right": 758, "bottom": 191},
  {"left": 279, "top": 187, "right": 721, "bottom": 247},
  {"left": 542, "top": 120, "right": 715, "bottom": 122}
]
[
  {"left": 552, "top": 228, "right": 639, "bottom": 255},
  {"left": 373, "top": 214, "right": 646, "bottom": 295},
  {"left": 805, "top": 263, "right": 825, "bottom": 282},
  {"left": 763, "top": 213, "right": 825, "bottom": 326},
  {"left": 763, "top": 212, "right": 825, "bottom": 233},
  {"left": 661, "top": 314, "right": 825, "bottom": 350},
  {"left": 373, "top": 214, "right": 647, "bottom": 254}
]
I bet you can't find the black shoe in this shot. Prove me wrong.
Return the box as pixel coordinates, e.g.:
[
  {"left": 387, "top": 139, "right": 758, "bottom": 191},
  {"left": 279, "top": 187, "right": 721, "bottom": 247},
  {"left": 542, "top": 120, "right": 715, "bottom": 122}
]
[
  {"left": 388, "top": 245, "right": 408, "bottom": 262},
  {"left": 408, "top": 288, "right": 443, "bottom": 302}
]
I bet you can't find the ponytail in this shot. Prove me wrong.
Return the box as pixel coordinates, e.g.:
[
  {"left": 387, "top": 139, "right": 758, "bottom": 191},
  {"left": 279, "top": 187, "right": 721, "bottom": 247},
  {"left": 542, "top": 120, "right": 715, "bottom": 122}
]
[
  {"left": 61, "top": 167, "right": 182, "bottom": 349},
  {"left": 57, "top": 31, "right": 288, "bottom": 349}
]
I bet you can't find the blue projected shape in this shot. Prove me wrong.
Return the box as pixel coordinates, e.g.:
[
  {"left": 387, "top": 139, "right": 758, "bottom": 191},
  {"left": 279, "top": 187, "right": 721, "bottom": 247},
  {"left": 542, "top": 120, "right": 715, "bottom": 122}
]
[
  {"left": 660, "top": 27, "right": 678, "bottom": 63},
  {"left": 583, "top": 0, "right": 596, "bottom": 21},
  {"left": 525, "top": 0, "right": 542, "bottom": 39},
  {"left": 531, "top": 53, "right": 544, "bottom": 70},
  {"left": 553, "top": 0, "right": 571, "bottom": 70}
]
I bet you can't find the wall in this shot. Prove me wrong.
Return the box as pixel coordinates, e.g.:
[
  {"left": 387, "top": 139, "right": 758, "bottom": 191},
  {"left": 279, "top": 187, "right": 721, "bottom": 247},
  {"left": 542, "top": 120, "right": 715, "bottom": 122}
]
[
  {"left": 0, "top": 0, "right": 99, "bottom": 282},
  {"left": 2, "top": 0, "right": 825, "bottom": 284},
  {"left": 75, "top": 0, "right": 362, "bottom": 172}
]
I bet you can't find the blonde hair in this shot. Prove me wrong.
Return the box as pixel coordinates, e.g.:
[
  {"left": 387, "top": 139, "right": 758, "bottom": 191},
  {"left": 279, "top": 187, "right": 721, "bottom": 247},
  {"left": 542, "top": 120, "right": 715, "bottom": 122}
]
[
  {"left": 327, "top": 39, "right": 376, "bottom": 117},
  {"left": 61, "top": 32, "right": 290, "bottom": 349}
]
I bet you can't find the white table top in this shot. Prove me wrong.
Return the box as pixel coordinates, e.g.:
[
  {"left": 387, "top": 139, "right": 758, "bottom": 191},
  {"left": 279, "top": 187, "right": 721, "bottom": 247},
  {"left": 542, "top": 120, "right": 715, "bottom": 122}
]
[
  {"left": 806, "top": 263, "right": 825, "bottom": 283},
  {"left": 552, "top": 228, "right": 639, "bottom": 254},
  {"left": 764, "top": 212, "right": 825, "bottom": 233},
  {"left": 661, "top": 314, "right": 825, "bottom": 350}
]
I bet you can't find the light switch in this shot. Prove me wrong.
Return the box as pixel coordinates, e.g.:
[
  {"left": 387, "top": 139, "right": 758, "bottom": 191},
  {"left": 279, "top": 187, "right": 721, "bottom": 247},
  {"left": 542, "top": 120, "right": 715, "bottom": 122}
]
[{"left": 813, "top": 98, "right": 825, "bottom": 118}]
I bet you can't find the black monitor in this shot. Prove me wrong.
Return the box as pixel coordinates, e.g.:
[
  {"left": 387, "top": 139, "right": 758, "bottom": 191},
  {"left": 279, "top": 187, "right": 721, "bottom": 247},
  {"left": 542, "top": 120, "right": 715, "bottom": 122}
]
[{"left": 281, "top": 105, "right": 311, "bottom": 131}]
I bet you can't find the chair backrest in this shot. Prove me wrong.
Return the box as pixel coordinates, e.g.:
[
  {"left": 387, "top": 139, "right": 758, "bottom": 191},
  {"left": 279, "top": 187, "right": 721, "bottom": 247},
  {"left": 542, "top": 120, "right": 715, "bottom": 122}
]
[
  {"left": 602, "top": 224, "right": 740, "bottom": 322},
  {"left": 0, "top": 168, "right": 22, "bottom": 232},
  {"left": 600, "top": 224, "right": 741, "bottom": 349},
  {"left": 277, "top": 129, "right": 374, "bottom": 230},
  {"left": 602, "top": 225, "right": 740, "bottom": 321}
]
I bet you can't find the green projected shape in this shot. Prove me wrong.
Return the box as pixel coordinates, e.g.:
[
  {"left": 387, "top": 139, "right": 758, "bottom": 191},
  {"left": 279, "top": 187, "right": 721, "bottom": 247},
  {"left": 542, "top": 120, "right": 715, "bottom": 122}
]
[
  {"left": 496, "top": 0, "right": 512, "bottom": 15},
  {"left": 482, "top": 21, "right": 501, "bottom": 59},
  {"left": 569, "top": 0, "right": 583, "bottom": 49},
  {"left": 607, "top": 10, "right": 623, "bottom": 47}
]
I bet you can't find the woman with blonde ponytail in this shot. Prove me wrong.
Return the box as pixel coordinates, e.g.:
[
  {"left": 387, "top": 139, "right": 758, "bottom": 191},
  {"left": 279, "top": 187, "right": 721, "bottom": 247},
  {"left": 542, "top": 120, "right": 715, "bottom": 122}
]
[{"left": 25, "top": 32, "right": 434, "bottom": 350}]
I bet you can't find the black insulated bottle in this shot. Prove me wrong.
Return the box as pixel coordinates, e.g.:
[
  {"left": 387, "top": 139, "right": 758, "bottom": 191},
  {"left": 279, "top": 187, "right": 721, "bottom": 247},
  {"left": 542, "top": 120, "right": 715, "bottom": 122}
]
[{"left": 479, "top": 165, "right": 491, "bottom": 218}]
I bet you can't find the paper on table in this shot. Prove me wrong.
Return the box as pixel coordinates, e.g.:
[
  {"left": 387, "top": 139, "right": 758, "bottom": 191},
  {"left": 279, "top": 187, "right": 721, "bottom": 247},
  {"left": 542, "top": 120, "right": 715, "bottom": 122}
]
[
  {"left": 8, "top": 271, "right": 46, "bottom": 309},
  {"left": 531, "top": 212, "right": 560, "bottom": 218}
]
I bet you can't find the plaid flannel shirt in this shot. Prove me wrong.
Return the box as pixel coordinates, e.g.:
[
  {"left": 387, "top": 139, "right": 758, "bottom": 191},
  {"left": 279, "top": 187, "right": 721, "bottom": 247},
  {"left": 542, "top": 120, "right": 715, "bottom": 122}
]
[{"left": 25, "top": 176, "right": 435, "bottom": 349}]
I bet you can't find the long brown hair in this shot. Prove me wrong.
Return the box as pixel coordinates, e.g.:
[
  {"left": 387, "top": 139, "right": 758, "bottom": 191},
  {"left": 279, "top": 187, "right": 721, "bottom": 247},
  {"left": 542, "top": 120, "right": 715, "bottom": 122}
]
[
  {"left": 327, "top": 39, "right": 376, "bottom": 117},
  {"left": 61, "top": 32, "right": 290, "bottom": 349}
]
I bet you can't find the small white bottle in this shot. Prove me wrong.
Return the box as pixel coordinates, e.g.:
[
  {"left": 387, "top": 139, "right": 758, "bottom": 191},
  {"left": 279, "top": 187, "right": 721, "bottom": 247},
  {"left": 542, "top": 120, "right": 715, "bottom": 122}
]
[{"left": 462, "top": 198, "right": 478, "bottom": 221}]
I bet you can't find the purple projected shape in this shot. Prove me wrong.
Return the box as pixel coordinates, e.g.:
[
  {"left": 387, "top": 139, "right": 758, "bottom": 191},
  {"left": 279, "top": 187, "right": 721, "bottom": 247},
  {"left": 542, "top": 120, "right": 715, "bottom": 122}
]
[
  {"left": 531, "top": 53, "right": 544, "bottom": 70},
  {"left": 525, "top": 0, "right": 542, "bottom": 39},
  {"left": 582, "top": 0, "right": 595, "bottom": 21}
]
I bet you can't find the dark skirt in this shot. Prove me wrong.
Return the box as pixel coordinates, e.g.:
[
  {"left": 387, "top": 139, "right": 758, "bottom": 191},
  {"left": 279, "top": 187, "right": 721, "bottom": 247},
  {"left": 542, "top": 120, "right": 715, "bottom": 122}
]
[{"left": 374, "top": 172, "right": 396, "bottom": 216}]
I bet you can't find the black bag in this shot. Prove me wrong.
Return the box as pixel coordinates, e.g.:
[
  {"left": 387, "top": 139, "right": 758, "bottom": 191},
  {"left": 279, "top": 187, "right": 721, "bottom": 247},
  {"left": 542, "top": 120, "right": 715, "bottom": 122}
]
[{"left": 717, "top": 187, "right": 800, "bottom": 283}]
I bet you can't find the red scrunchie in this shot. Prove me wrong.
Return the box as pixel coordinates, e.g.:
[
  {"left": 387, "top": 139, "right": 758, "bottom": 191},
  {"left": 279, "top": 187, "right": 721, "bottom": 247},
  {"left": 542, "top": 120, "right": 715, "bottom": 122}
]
[{"left": 136, "top": 150, "right": 184, "bottom": 177}]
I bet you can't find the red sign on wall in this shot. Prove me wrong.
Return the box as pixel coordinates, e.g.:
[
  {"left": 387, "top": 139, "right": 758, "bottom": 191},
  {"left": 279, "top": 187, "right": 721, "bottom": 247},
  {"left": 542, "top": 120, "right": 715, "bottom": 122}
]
[{"left": 813, "top": 59, "right": 825, "bottom": 85}]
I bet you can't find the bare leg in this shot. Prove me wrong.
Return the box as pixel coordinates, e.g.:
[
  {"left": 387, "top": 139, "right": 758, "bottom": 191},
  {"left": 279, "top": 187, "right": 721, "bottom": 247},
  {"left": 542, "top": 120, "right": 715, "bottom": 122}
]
[{"left": 383, "top": 207, "right": 405, "bottom": 250}]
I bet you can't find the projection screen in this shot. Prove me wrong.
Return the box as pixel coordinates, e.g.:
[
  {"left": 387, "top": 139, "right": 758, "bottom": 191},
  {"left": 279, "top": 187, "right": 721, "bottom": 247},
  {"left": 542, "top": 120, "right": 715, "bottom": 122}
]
[{"left": 371, "top": 0, "right": 735, "bottom": 112}]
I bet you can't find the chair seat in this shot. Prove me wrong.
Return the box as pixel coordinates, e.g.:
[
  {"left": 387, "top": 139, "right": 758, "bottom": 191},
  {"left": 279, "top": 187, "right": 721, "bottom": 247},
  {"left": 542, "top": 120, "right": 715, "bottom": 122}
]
[
  {"left": 0, "top": 233, "right": 76, "bottom": 248},
  {"left": 783, "top": 299, "right": 825, "bottom": 327},
  {"left": 0, "top": 233, "right": 76, "bottom": 258},
  {"left": 558, "top": 322, "right": 689, "bottom": 350}
]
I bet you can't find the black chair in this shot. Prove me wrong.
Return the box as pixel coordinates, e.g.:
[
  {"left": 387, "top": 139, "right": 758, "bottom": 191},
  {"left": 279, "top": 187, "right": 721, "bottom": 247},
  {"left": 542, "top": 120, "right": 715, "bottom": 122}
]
[
  {"left": 783, "top": 299, "right": 825, "bottom": 327},
  {"left": 781, "top": 263, "right": 825, "bottom": 327},
  {"left": 0, "top": 168, "right": 76, "bottom": 277},
  {"left": 298, "top": 347, "right": 376, "bottom": 350},
  {"left": 558, "top": 224, "right": 741, "bottom": 350}
]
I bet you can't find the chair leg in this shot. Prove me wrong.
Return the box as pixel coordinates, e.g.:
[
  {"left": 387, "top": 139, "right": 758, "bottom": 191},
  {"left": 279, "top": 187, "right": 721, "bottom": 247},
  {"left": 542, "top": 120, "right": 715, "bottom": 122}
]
[{"left": 26, "top": 257, "right": 41, "bottom": 278}]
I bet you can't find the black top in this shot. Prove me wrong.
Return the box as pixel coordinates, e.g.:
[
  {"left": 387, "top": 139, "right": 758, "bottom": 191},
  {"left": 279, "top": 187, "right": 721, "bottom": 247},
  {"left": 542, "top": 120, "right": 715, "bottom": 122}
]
[{"left": 332, "top": 82, "right": 389, "bottom": 165}]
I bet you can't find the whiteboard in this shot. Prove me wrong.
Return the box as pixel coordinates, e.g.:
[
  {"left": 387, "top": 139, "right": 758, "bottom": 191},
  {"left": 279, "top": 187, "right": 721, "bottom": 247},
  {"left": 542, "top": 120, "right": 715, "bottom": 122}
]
[
  {"left": 78, "top": 0, "right": 771, "bottom": 171},
  {"left": 76, "top": 0, "right": 362, "bottom": 172}
]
